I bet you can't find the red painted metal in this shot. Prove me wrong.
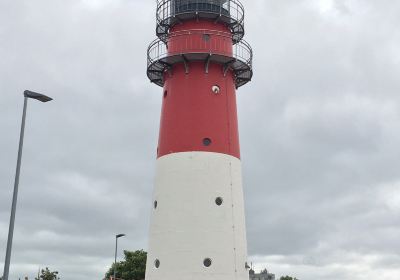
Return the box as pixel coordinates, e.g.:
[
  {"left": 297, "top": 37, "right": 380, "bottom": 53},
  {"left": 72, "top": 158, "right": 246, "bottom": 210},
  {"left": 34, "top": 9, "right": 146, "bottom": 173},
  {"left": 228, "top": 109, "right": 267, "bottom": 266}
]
[
  {"left": 171, "top": 20, "right": 230, "bottom": 34},
  {"left": 157, "top": 20, "right": 240, "bottom": 159},
  {"left": 168, "top": 21, "right": 233, "bottom": 56}
]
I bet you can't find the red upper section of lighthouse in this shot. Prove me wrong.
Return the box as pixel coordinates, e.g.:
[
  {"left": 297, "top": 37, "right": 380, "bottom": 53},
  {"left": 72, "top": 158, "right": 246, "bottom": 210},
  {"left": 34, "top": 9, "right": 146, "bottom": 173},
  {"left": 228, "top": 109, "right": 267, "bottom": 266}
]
[
  {"left": 158, "top": 60, "right": 240, "bottom": 159},
  {"left": 157, "top": 20, "right": 240, "bottom": 159},
  {"left": 147, "top": 0, "right": 253, "bottom": 159}
]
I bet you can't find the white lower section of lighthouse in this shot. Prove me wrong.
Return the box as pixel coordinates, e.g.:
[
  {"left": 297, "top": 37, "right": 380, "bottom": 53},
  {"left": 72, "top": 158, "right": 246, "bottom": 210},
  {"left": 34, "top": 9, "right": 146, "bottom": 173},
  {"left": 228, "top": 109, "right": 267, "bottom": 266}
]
[{"left": 146, "top": 152, "right": 248, "bottom": 280}]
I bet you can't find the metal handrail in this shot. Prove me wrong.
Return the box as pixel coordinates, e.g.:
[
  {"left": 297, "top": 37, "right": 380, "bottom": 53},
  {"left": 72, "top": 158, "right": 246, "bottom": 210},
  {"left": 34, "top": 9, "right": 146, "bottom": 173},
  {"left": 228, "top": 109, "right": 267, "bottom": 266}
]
[
  {"left": 155, "top": 0, "right": 245, "bottom": 42},
  {"left": 147, "top": 30, "right": 252, "bottom": 71}
]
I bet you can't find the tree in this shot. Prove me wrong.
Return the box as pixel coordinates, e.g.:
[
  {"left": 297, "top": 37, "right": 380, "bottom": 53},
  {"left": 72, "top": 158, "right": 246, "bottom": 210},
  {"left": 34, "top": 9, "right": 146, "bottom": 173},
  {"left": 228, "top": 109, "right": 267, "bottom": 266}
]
[
  {"left": 35, "top": 267, "right": 60, "bottom": 280},
  {"left": 280, "top": 276, "right": 299, "bottom": 280},
  {"left": 105, "top": 250, "right": 147, "bottom": 280}
]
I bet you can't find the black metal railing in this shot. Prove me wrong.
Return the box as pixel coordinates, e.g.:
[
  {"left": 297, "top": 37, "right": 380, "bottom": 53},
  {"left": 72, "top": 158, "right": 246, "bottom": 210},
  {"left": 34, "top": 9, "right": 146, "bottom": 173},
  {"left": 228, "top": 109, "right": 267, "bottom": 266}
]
[
  {"left": 147, "top": 29, "right": 253, "bottom": 88},
  {"left": 156, "top": 0, "right": 245, "bottom": 43},
  {"left": 173, "top": 0, "right": 230, "bottom": 15}
]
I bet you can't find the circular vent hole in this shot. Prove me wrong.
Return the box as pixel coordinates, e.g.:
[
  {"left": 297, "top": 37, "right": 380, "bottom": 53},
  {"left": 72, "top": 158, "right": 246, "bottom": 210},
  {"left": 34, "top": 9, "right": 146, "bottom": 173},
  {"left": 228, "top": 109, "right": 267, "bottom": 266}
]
[
  {"left": 163, "top": 90, "right": 168, "bottom": 98},
  {"left": 203, "top": 138, "right": 212, "bottom": 146},
  {"left": 215, "top": 197, "right": 223, "bottom": 206},
  {"left": 154, "top": 259, "right": 160, "bottom": 268},
  {"left": 203, "top": 258, "right": 212, "bottom": 267},
  {"left": 154, "top": 200, "right": 158, "bottom": 209}
]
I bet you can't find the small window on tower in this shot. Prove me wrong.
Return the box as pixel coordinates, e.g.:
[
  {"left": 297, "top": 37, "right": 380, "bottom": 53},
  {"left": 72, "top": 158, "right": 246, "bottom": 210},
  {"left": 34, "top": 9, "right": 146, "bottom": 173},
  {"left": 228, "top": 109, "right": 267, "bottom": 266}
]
[
  {"left": 163, "top": 90, "right": 168, "bottom": 98},
  {"left": 203, "top": 34, "right": 211, "bottom": 42},
  {"left": 203, "top": 258, "right": 212, "bottom": 267},
  {"left": 154, "top": 259, "right": 160, "bottom": 268},
  {"left": 203, "top": 138, "right": 212, "bottom": 146}
]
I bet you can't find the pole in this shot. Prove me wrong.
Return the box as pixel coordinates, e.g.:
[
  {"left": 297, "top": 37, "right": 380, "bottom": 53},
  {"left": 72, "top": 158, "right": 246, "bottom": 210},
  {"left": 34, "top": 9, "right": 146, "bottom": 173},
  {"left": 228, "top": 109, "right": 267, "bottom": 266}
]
[
  {"left": 3, "top": 97, "right": 28, "bottom": 280},
  {"left": 113, "top": 237, "right": 118, "bottom": 280}
]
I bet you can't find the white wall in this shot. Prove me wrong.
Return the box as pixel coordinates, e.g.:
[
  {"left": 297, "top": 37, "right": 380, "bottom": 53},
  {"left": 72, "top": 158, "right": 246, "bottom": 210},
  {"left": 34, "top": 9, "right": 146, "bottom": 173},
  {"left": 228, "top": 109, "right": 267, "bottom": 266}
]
[{"left": 146, "top": 152, "right": 248, "bottom": 280}]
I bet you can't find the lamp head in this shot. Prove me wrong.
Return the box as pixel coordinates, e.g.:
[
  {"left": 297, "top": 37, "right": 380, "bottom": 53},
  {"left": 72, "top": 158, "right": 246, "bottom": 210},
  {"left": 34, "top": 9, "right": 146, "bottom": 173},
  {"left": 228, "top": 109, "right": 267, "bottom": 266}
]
[
  {"left": 116, "top": 234, "right": 126, "bottom": 239},
  {"left": 24, "top": 90, "right": 53, "bottom": 103}
]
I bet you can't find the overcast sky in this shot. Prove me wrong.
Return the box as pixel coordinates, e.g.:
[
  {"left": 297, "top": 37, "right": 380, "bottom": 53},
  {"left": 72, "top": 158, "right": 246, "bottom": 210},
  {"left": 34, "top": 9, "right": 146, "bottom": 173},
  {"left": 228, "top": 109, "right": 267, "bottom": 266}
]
[{"left": 1, "top": 0, "right": 400, "bottom": 279}]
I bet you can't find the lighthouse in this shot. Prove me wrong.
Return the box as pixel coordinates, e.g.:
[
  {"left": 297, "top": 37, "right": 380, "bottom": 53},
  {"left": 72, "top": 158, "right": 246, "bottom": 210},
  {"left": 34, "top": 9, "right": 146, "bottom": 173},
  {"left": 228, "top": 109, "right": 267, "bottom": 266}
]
[{"left": 145, "top": 1, "right": 253, "bottom": 280}]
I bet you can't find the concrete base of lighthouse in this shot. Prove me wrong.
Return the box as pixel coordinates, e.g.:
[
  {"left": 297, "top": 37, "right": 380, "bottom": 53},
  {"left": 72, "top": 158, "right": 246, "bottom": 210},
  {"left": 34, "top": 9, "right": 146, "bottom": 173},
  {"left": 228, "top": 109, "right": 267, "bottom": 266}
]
[{"left": 146, "top": 152, "right": 248, "bottom": 280}]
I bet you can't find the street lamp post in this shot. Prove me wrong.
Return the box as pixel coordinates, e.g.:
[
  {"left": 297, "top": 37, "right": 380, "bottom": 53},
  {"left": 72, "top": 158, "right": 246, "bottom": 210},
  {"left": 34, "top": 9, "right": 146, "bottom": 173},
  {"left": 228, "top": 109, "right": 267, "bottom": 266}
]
[
  {"left": 2, "top": 90, "right": 53, "bottom": 280},
  {"left": 113, "top": 234, "right": 126, "bottom": 280}
]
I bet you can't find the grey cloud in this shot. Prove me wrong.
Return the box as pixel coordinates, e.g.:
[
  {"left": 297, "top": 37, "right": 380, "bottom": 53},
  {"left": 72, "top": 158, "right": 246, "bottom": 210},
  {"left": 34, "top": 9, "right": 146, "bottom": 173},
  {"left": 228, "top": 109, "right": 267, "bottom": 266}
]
[{"left": 1, "top": 0, "right": 400, "bottom": 280}]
